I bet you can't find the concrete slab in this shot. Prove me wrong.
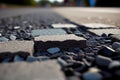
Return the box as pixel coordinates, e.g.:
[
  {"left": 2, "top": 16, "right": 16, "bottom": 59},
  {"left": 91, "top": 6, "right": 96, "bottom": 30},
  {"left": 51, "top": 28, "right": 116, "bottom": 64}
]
[
  {"left": 31, "top": 29, "right": 67, "bottom": 37},
  {"left": 88, "top": 29, "right": 120, "bottom": 36},
  {"left": 52, "top": 24, "right": 77, "bottom": 28},
  {"left": 81, "top": 23, "right": 116, "bottom": 29},
  {"left": 34, "top": 34, "right": 86, "bottom": 52},
  {"left": 0, "top": 41, "right": 34, "bottom": 61},
  {"left": 0, "top": 60, "right": 65, "bottom": 80}
]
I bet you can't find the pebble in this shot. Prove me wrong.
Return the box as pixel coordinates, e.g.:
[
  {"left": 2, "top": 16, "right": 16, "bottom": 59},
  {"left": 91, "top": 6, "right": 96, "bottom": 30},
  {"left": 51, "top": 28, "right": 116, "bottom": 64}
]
[
  {"left": 109, "top": 61, "right": 120, "bottom": 70},
  {"left": 26, "top": 56, "right": 38, "bottom": 62},
  {"left": 0, "top": 37, "right": 9, "bottom": 42},
  {"left": 98, "top": 46, "right": 116, "bottom": 57},
  {"left": 26, "top": 56, "right": 49, "bottom": 62},
  {"left": 0, "top": 33, "right": 2, "bottom": 36},
  {"left": 14, "top": 26, "right": 20, "bottom": 30},
  {"left": 10, "top": 34, "right": 17, "bottom": 40},
  {"left": 83, "top": 72, "right": 102, "bottom": 80},
  {"left": 100, "top": 71, "right": 112, "bottom": 79},
  {"left": 2, "top": 58, "right": 11, "bottom": 63},
  {"left": 101, "top": 33, "right": 107, "bottom": 38},
  {"left": 35, "top": 52, "right": 48, "bottom": 56},
  {"left": 87, "top": 40, "right": 98, "bottom": 47},
  {"left": 57, "top": 57, "right": 68, "bottom": 66},
  {"left": 74, "top": 30, "right": 83, "bottom": 36},
  {"left": 112, "top": 42, "right": 120, "bottom": 50},
  {"left": 115, "top": 69, "right": 120, "bottom": 76},
  {"left": 37, "top": 56, "right": 50, "bottom": 61},
  {"left": 96, "top": 55, "right": 112, "bottom": 68},
  {"left": 115, "top": 48, "right": 120, "bottom": 54},
  {"left": 14, "top": 55, "right": 24, "bottom": 62},
  {"left": 88, "top": 67, "right": 100, "bottom": 73},
  {"left": 50, "top": 52, "right": 64, "bottom": 58},
  {"left": 47, "top": 47, "right": 60, "bottom": 54},
  {"left": 65, "top": 52, "right": 77, "bottom": 56},
  {"left": 74, "top": 62, "right": 86, "bottom": 72},
  {"left": 109, "top": 61, "right": 120, "bottom": 76},
  {"left": 60, "top": 55, "right": 73, "bottom": 61},
  {"left": 64, "top": 68, "right": 74, "bottom": 76}
]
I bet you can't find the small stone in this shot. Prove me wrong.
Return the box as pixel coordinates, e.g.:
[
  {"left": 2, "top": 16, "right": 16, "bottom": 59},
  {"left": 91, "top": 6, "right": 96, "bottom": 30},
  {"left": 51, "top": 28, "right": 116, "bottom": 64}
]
[
  {"left": 2, "top": 58, "right": 10, "bottom": 63},
  {"left": 65, "top": 52, "right": 76, "bottom": 56},
  {"left": 109, "top": 61, "right": 120, "bottom": 69},
  {"left": 14, "top": 55, "right": 24, "bottom": 62},
  {"left": 110, "top": 34, "right": 120, "bottom": 42},
  {"left": 36, "top": 56, "right": 49, "bottom": 61},
  {"left": 64, "top": 68, "right": 74, "bottom": 76},
  {"left": 87, "top": 38, "right": 98, "bottom": 47},
  {"left": 100, "top": 71, "right": 112, "bottom": 79},
  {"left": 88, "top": 67, "right": 100, "bottom": 73},
  {"left": 116, "top": 48, "right": 120, "bottom": 54},
  {"left": 74, "top": 62, "right": 86, "bottom": 72},
  {"left": 74, "top": 30, "right": 83, "bottom": 36},
  {"left": 50, "top": 52, "right": 64, "bottom": 58},
  {"left": 26, "top": 25, "right": 32, "bottom": 29},
  {"left": 52, "top": 24, "right": 77, "bottom": 28},
  {"left": 47, "top": 47, "right": 60, "bottom": 54},
  {"left": 109, "top": 61, "right": 120, "bottom": 76},
  {"left": 14, "top": 26, "right": 20, "bottom": 30},
  {"left": 96, "top": 55, "right": 112, "bottom": 68},
  {"left": 0, "top": 33, "right": 2, "bottom": 36},
  {"left": 29, "top": 25, "right": 32, "bottom": 28},
  {"left": 35, "top": 51, "right": 48, "bottom": 56},
  {"left": 101, "top": 33, "right": 107, "bottom": 38},
  {"left": 115, "top": 70, "right": 120, "bottom": 76},
  {"left": 26, "top": 56, "right": 37, "bottom": 62},
  {"left": 26, "top": 56, "right": 49, "bottom": 62},
  {"left": 60, "top": 55, "right": 73, "bottom": 61},
  {"left": 83, "top": 72, "right": 102, "bottom": 80},
  {"left": 10, "top": 34, "right": 16, "bottom": 40},
  {"left": 98, "top": 46, "right": 116, "bottom": 57},
  {"left": 112, "top": 42, "right": 120, "bottom": 50},
  {"left": 57, "top": 58, "right": 68, "bottom": 66},
  {"left": 104, "top": 40, "right": 112, "bottom": 43},
  {"left": 0, "top": 37, "right": 9, "bottom": 42}
]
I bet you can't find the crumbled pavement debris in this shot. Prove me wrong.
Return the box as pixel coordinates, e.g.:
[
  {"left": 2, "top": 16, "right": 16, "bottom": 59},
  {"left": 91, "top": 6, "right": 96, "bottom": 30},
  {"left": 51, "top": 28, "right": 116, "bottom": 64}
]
[{"left": 0, "top": 12, "right": 120, "bottom": 80}]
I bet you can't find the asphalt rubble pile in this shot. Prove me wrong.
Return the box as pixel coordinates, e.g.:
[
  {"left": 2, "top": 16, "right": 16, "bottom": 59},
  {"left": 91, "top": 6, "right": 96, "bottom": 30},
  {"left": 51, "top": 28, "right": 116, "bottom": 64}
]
[{"left": 0, "top": 14, "right": 120, "bottom": 80}]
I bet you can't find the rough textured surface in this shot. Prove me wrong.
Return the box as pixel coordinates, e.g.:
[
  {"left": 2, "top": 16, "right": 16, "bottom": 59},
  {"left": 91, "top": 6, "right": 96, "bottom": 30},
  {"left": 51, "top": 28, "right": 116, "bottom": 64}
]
[
  {"left": 31, "top": 29, "right": 67, "bottom": 37},
  {"left": 35, "top": 34, "right": 86, "bottom": 42},
  {"left": 0, "top": 41, "right": 34, "bottom": 61},
  {"left": 54, "top": 8, "right": 120, "bottom": 27},
  {"left": 88, "top": 29, "right": 120, "bottom": 36},
  {"left": 0, "top": 60, "right": 65, "bottom": 80},
  {"left": 34, "top": 34, "right": 86, "bottom": 52}
]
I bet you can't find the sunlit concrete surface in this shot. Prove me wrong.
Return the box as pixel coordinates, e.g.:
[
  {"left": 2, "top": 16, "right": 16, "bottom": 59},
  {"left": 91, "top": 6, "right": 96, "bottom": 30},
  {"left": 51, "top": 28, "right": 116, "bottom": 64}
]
[
  {"left": 53, "top": 7, "right": 120, "bottom": 27},
  {"left": 0, "top": 7, "right": 120, "bottom": 27}
]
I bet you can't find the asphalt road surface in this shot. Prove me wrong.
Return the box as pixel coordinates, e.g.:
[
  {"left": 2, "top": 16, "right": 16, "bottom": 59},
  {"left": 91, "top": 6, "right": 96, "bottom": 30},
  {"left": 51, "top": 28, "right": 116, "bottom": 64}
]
[{"left": 0, "top": 7, "right": 120, "bottom": 27}]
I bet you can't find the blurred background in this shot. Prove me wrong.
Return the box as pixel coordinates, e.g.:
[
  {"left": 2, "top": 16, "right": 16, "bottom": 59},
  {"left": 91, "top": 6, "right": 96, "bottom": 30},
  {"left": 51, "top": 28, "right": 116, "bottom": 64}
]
[{"left": 0, "top": 0, "right": 120, "bottom": 8}]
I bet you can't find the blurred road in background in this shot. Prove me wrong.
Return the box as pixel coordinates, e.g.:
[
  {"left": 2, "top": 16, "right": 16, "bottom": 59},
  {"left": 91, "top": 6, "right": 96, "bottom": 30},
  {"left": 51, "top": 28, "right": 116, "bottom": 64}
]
[{"left": 0, "top": 7, "right": 120, "bottom": 27}]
